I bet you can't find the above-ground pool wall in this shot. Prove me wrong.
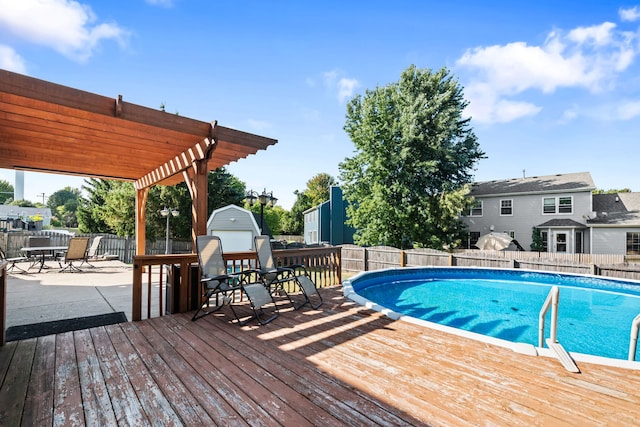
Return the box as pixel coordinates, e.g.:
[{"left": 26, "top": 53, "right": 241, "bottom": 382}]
[{"left": 340, "top": 245, "right": 640, "bottom": 281}]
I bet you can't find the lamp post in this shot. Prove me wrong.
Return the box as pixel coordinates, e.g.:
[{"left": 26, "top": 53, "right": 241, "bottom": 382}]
[
  {"left": 245, "top": 189, "right": 277, "bottom": 234},
  {"left": 160, "top": 207, "right": 179, "bottom": 254}
]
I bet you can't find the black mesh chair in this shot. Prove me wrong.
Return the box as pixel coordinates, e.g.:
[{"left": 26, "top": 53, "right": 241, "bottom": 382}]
[
  {"left": 192, "top": 235, "right": 278, "bottom": 325},
  {"left": 254, "top": 235, "right": 323, "bottom": 310}
]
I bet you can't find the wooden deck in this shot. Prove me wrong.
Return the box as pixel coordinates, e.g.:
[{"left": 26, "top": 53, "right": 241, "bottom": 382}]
[{"left": 2, "top": 286, "right": 640, "bottom": 426}]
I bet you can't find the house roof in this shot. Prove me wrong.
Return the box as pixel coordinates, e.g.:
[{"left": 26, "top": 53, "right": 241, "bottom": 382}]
[
  {"left": 588, "top": 193, "right": 640, "bottom": 226},
  {"left": 537, "top": 218, "right": 587, "bottom": 228},
  {"left": 0, "top": 69, "right": 277, "bottom": 188},
  {"left": 470, "top": 172, "right": 595, "bottom": 197}
]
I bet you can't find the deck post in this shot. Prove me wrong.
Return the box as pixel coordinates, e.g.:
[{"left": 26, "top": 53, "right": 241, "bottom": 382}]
[{"left": 132, "top": 258, "right": 142, "bottom": 321}]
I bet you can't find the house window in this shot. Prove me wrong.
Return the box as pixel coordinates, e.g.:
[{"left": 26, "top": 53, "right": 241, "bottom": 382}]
[
  {"left": 542, "top": 196, "right": 573, "bottom": 214},
  {"left": 627, "top": 232, "right": 640, "bottom": 255},
  {"left": 543, "top": 197, "right": 556, "bottom": 214},
  {"left": 558, "top": 197, "right": 573, "bottom": 214},
  {"left": 500, "top": 199, "right": 513, "bottom": 216},
  {"left": 541, "top": 231, "right": 548, "bottom": 252},
  {"left": 470, "top": 200, "right": 483, "bottom": 216},
  {"left": 504, "top": 230, "right": 515, "bottom": 239}
]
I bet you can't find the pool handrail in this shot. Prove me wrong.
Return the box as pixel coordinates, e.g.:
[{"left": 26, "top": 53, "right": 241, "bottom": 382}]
[
  {"left": 538, "top": 286, "right": 559, "bottom": 348},
  {"left": 629, "top": 313, "right": 640, "bottom": 361}
]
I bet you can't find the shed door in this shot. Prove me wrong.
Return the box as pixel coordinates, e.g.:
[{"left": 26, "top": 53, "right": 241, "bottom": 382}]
[{"left": 212, "top": 230, "right": 253, "bottom": 252}]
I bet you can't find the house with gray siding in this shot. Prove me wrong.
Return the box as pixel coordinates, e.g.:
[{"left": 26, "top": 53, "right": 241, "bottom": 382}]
[
  {"left": 461, "top": 172, "right": 640, "bottom": 255},
  {"left": 588, "top": 192, "right": 640, "bottom": 255}
]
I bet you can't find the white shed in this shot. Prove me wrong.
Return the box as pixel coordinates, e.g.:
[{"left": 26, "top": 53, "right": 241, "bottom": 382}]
[{"left": 206, "top": 205, "right": 263, "bottom": 252}]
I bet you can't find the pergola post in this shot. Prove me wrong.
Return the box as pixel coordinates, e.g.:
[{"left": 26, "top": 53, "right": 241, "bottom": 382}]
[
  {"left": 182, "top": 159, "right": 209, "bottom": 251},
  {"left": 135, "top": 187, "right": 149, "bottom": 255}
]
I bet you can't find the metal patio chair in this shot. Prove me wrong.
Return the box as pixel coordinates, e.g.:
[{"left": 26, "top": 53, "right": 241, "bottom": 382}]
[
  {"left": 58, "top": 237, "right": 90, "bottom": 273},
  {"left": 0, "top": 248, "right": 29, "bottom": 274},
  {"left": 192, "top": 235, "right": 278, "bottom": 325},
  {"left": 79, "top": 235, "right": 104, "bottom": 268},
  {"left": 253, "top": 235, "right": 323, "bottom": 310}
]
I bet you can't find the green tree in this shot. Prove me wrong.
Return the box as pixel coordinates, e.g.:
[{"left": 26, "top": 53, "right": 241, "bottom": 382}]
[
  {"left": 0, "top": 179, "right": 14, "bottom": 204},
  {"left": 9, "top": 199, "right": 36, "bottom": 207},
  {"left": 305, "top": 173, "right": 337, "bottom": 206},
  {"left": 592, "top": 188, "right": 631, "bottom": 194},
  {"left": 100, "top": 181, "right": 137, "bottom": 237},
  {"left": 47, "top": 187, "right": 81, "bottom": 228},
  {"left": 78, "top": 167, "right": 247, "bottom": 238},
  {"left": 281, "top": 173, "right": 337, "bottom": 235},
  {"left": 77, "top": 178, "right": 113, "bottom": 233},
  {"left": 530, "top": 227, "right": 545, "bottom": 252},
  {"left": 339, "top": 65, "right": 484, "bottom": 250}
]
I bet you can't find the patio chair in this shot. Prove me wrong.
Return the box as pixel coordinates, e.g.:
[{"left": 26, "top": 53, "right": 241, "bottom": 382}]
[
  {"left": 79, "top": 235, "right": 103, "bottom": 268},
  {"left": 0, "top": 248, "right": 29, "bottom": 274},
  {"left": 253, "top": 235, "right": 323, "bottom": 310},
  {"left": 57, "top": 237, "right": 90, "bottom": 273},
  {"left": 192, "top": 235, "right": 278, "bottom": 325}
]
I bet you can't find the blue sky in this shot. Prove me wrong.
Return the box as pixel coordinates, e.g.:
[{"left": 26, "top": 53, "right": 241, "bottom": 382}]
[{"left": 0, "top": 1, "right": 639, "bottom": 209}]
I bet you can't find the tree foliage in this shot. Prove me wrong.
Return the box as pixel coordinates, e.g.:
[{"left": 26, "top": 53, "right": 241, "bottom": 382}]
[
  {"left": 281, "top": 173, "right": 337, "bottom": 235},
  {"left": 0, "top": 179, "right": 14, "bottom": 204},
  {"left": 592, "top": 188, "right": 631, "bottom": 194},
  {"left": 47, "top": 187, "right": 81, "bottom": 227},
  {"left": 339, "top": 65, "right": 484, "bottom": 250},
  {"left": 530, "top": 227, "right": 545, "bottom": 252},
  {"left": 78, "top": 167, "right": 247, "bottom": 238}
]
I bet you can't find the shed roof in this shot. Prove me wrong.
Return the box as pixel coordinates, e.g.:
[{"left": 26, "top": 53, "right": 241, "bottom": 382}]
[
  {"left": 470, "top": 172, "right": 595, "bottom": 197},
  {"left": 0, "top": 69, "right": 277, "bottom": 188}
]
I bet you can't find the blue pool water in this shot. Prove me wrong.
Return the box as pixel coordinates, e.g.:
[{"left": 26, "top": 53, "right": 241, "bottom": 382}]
[{"left": 347, "top": 268, "right": 640, "bottom": 361}]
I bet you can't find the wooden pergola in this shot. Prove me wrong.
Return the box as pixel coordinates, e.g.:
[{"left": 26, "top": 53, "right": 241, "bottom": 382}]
[{"left": 0, "top": 69, "right": 277, "bottom": 253}]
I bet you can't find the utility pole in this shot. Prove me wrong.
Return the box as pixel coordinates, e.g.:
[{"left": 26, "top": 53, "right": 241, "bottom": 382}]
[{"left": 37, "top": 193, "right": 46, "bottom": 204}]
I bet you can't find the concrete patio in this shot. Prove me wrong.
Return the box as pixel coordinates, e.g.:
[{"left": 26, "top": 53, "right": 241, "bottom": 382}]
[{"left": 5, "top": 260, "right": 146, "bottom": 330}]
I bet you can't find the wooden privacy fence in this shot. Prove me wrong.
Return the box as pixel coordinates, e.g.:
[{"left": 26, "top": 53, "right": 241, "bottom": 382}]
[
  {"left": 340, "top": 244, "right": 640, "bottom": 281},
  {"left": 131, "top": 246, "right": 342, "bottom": 321},
  {"left": 1, "top": 231, "right": 192, "bottom": 264}
]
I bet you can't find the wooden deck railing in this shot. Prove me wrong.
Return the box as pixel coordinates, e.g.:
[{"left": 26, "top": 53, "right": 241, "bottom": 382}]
[{"left": 131, "top": 246, "right": 342, "bottom": 321}]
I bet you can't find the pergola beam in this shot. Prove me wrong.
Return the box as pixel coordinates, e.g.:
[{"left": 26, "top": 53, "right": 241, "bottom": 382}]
[{"left": 134, "top": 130, "right": 217, "bottom": 190}]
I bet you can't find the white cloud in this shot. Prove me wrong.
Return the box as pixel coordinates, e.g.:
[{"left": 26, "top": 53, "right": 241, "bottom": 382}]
[
  {"left": 321, "top": 69, "right": 360, "bottom": 103},
  {"left": 620, "top": 6, "right": 640, "bottom": 22},
  {"left": 0, "top": 45, "right": 27, "bottom": 73},
  {"left": 456, "top": 21, "right": 639, "bottom": 124},
  {"left": 615, "top": 99, "right": 640, "bottom": 120},
  {"left": 0, "top": 0, "right": 129, "bottom": 62},
  {"left": 337, "top": 78, "right": 360, "bottom": 103}
]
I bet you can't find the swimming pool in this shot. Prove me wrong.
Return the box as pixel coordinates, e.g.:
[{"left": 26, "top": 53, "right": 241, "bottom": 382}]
[{"left": 342, "top": 267, "right": 640, "bottom": 367}]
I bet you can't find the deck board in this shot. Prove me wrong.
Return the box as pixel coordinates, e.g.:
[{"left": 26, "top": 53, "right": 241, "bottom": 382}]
[{"left": 1, "top": 286, "right": 640, "bottom": 426}]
